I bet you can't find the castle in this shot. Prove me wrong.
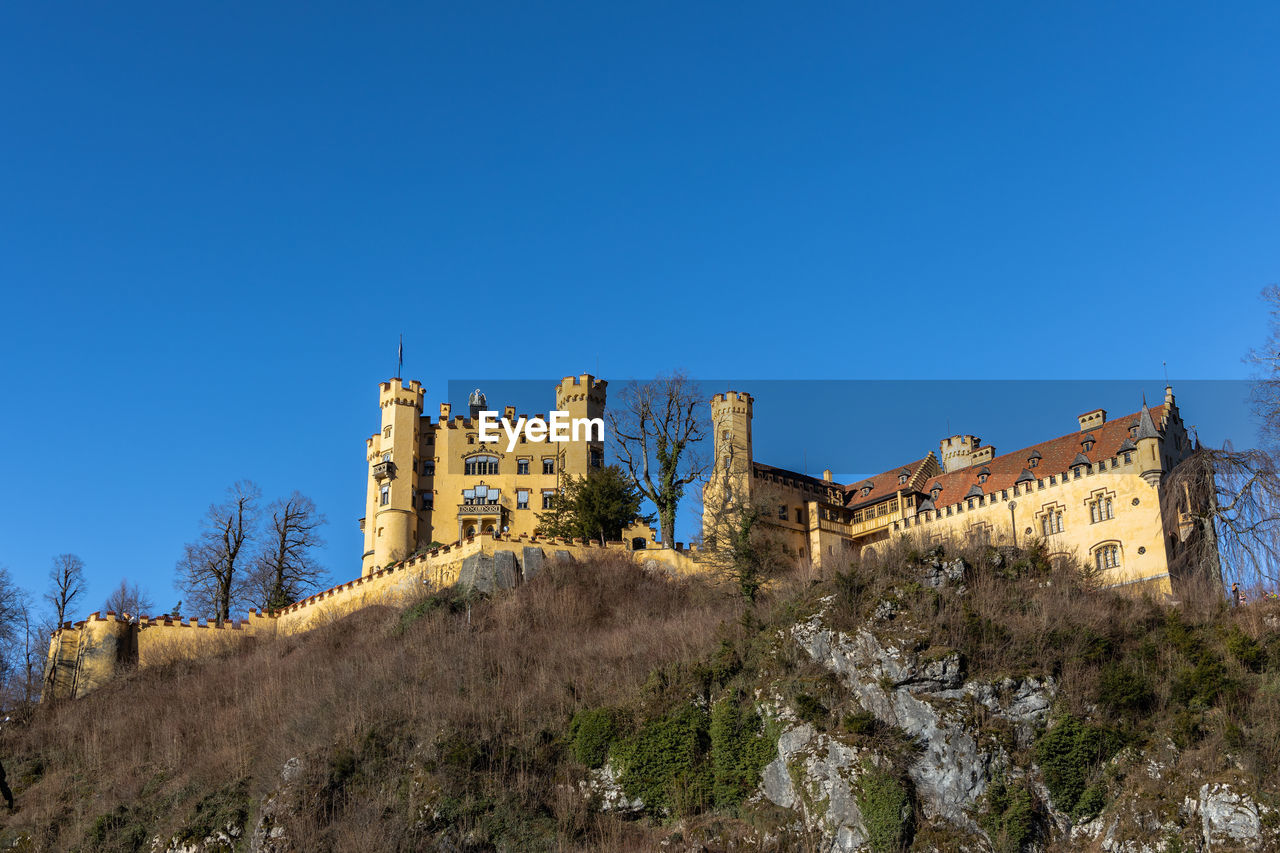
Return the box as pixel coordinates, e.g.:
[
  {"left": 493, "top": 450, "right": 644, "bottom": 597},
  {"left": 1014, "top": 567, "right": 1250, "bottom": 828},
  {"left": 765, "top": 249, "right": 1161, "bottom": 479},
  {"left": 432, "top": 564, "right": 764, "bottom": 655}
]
[
  {"left": 360, "top": 375, "right": 607, "bottom": 574},
  {"left": 703, "top": 385, "right": 1198, "bottom": 594},
  {"left": 43, "top": 376, "right": 1205, "bottom": 700}
]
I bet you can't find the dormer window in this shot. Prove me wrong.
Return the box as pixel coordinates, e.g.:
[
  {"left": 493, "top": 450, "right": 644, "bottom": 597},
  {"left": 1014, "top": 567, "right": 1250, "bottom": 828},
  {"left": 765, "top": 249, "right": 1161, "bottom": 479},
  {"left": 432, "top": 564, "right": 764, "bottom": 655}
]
[
  {"left": 1081, "top": 434, "right": 1095, "bottom": 453},
  {"left": 930, "top": 486, "right": 942, "bottom": 500},
  {"left": 1029, "top": 457, "right": 1038, "bottom": 468},
  {"left": 978, "top": 473, "right": 988, "bottom": 484},
  {"left": 861, "top": 486, "right": 872, "bottom": 497},
  {"left": 898, "top": 474, "right": 908, "bottom": 485}
]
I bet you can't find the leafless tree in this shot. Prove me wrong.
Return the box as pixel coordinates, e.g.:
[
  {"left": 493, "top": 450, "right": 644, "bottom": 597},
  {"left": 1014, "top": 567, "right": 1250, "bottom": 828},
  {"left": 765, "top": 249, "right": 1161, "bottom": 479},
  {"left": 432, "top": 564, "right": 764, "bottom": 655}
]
[
  {"left": 176, "top": 480, "right": 260, "bottom": 625},
  {"left": 1248, "top": 285, "right": 1280, "bottom": 455},
  {"left": 104, "top": 579, "right": 155, "bottom": 622},
  {"left": 607, "top": 373, "right": 711, "bottom": 549},
  {"left": 247, "top": 492, "right": 328, "bottom": 611},
  {"left": 1163, "top": 445, "right": 1280, "bottom": 592},
  {"left": 44, "top": 553, "right": 85, "bottom": 627},
  {"left": 697, "top": 481, "right": 793, "bottom": 604},
  {"left": 0, "top": 567, "right": 29, "bottom": 706}
]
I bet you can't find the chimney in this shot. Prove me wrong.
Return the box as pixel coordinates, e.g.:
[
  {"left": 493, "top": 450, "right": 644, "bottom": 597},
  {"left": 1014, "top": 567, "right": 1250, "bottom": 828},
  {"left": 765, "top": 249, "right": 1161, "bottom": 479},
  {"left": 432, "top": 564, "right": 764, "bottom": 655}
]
[{"left": 1078, "top": 408, "right": 1106, "bottom": 432}]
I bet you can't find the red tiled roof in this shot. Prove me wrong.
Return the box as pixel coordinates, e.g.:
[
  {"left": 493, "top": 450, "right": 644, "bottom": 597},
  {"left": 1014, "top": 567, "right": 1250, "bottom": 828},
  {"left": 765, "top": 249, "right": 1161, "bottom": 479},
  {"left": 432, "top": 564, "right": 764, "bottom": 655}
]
[
  {"left": 919, "top": 404, "right": 1167, "bottom": 506},
  {"left": 842, "top": 456, "right": 938, "bottom": 509},
  {"left": 752, "top": 462, "right": 835, "bottom": 495}
]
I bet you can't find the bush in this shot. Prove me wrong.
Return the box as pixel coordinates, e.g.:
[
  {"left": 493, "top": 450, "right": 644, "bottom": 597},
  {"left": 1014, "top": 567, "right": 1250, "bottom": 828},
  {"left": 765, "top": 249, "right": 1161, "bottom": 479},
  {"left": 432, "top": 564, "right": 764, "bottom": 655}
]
[
  {"left": 1098, "top": 662, "right": 1155, "bottom": 713},
  {"left": 616, "top": 704, "right": 712, "bottom": 815},
  {"left": 569, "top": 708, "right": 617, "bottom": 769},
  {"left": 792, "top": 692, "right": 829, "bottom": 727},
  {"left": 854, "top": 764, "right": 913, "bottom": 853},
  {"left": 1034, "top": 717, "right": 1123, "bottom": 815},
  {"left": 709, "top": 696, "right": 778, "bottom": 810},
  {"left": 1225, "top": 627, "right": 1267, "bottom": 673},
  {"left": 980, "top": 775, "right": 1036, "bottom": 852}
]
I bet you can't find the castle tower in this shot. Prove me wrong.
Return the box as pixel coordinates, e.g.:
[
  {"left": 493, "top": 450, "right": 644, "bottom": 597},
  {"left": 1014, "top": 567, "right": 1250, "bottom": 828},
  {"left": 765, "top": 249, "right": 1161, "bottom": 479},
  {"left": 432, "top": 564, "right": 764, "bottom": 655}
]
[
  {"left": 703, "top": 391, "right": 754, "bottom": 545},
  {"left": 1135, "top": 398, "right": 1164, "bottom": 487},
  {"left": 939, "top": 434, "right": 981, "bottom": 473},
  {"left": 363, "top": 378, "right": 425, "bottom": 574},
  {"left": 554, "top": 374, "right": 608, "bottom": 478}
]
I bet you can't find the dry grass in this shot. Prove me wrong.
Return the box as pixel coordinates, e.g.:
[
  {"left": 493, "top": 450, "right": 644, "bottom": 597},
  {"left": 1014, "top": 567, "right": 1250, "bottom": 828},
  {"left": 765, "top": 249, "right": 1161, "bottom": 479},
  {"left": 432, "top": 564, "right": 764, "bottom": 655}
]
[{"left": 0, "top": 554, "right": 750, "bottom": 851}]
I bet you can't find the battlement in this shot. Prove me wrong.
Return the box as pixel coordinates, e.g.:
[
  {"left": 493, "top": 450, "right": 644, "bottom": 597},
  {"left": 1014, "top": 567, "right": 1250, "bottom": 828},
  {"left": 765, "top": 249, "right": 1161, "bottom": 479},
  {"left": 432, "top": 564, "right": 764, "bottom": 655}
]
[
  {"left": 555, "top": 374, "right": 607, "bottom": 406},
  {"left": 379, "top": 378, "right": 425, "bottom": 410}
]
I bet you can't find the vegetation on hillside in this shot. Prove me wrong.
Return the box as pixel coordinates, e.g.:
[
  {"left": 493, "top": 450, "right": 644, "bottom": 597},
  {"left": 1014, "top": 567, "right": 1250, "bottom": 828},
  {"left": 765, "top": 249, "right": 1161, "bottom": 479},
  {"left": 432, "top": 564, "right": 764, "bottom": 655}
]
[{"left": 0, "top": 540, "right": 1278, "bottom": 851}]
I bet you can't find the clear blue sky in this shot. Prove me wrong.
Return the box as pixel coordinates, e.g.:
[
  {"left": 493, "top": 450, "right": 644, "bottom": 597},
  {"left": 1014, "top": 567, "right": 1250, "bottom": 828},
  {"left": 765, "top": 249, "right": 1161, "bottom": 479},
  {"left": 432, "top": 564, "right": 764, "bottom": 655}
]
[{"left": 1, "top": 3, "right": 1276, "bottom": 615}]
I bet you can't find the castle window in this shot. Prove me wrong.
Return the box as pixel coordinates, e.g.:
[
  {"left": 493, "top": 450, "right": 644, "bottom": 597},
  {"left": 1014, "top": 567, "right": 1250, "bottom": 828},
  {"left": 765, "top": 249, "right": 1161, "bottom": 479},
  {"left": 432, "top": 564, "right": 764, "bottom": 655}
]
[
  {"left": 423, "top": 491, "right": 433, "bottom": 509},
  {"left": 1124, "top": 452, "right": 1132, "bottom": 464},
  {"left": 517, "top": 489, "right": 529, "bottom": 509},
  {"left": 978, "top": 472, "right": 988, "bottom": 484},
  {"left": 1049, "top": 475, "right": 1056, "bottom": 485},
  {"left": 517, "top": 458, "right": 530, "bottom": 475},
  {"left": 795, "top": 508, "right": 803, "bottom": 523},
  {"left": 384, "top": 426, "right": 392, "bottom": 438},
  {"left": 1037, "top": 479, "right": 1044, "bottom": 490},
  {"left": 541, "top": 490, "right": 555, "bottom": 510},
  {"left": 542, "top": 457, "right": 555, "bottom": 475},
  {"left": 1040, "top": 508, "right": 1064, "bottom": 536},
  {"left": 590, "top": 448, "right": 603, "bottom": 468},
  {"left": 898, "top": 473, "right": 908, "bottom": 485},
  {"left": 464, "top": 455, "right": 499, "bottom": 476},
  {"left": 467, "top": 434, "right": 475, "bottom": 444},
  {"left": 382, "top": 452, "right": 391, "bottom": 462},
  {"left": 422, "top": 461, "right": 435, "bottom": 476},
  {"left": 1073, "top": 466, "right": 1083, "bottom": 479},
  {"left": 1094, "top": 543, "right": 1120, "bottom": 571},
  {"left": 1089, "top": 495, "right": 1114, "bottom": 523},
  {"left": 1029, "top": 457, "right": 1038, "bottom": 468},
  {"left": 380, "top": 485, "right": 390, "bottom": 506},
  {"left": 778, "top": 504, "right": 787, "bottom": 520}
]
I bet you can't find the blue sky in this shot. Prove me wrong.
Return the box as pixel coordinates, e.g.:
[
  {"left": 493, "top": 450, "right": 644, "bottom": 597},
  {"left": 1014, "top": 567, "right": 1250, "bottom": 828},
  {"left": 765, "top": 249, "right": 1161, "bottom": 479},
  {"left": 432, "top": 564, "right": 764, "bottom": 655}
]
[{"left": 1, "top": 3, "right": 1277, "bottom": 615}]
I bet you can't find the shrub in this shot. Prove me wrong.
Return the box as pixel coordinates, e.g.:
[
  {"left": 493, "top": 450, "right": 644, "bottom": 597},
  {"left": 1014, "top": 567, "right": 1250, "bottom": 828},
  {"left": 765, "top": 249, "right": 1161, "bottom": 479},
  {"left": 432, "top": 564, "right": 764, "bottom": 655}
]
[
  {"left": 980, "top": 775, "right": 1036, "bottom": 852},
  {"left": 568, "top": 708, "right": 617, "bottom": 769},
  {"left": 854, "top": 764, "right": 913, "bottom": 853},
  {"left": 792, "top": 692, "right": 829, "bottom": 727},
  {"left": 616, "top": 703, "right": 712, "bottom": 815},
  {"left": 709, "top": 696, "right": 778, "bottom": 810},
  {"left": 1225, "top": 627, "right": 1266, "bottom": 673},
  {"left": 1034, "top": 717, "right": 1123, "bottom": 815},
  {"left": 1098, "top": 662, "right": 1155, "bottom": 713}
]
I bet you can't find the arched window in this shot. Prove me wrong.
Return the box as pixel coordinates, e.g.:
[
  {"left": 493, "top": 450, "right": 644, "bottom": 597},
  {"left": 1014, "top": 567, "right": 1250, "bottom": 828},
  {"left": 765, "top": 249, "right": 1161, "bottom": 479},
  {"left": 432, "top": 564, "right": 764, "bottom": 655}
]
[
  {"left": 1093, "top": 542, "right": 1121, "bottom": 571},
  {"left": 1040, "top": 506, "right": 1064, "bottom": 536}
]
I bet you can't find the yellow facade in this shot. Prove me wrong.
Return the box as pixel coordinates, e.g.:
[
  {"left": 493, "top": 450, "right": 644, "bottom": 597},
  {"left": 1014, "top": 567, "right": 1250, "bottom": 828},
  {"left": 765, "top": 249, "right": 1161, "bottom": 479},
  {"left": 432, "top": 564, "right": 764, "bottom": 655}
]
[
  {"left": 361, "top": 375, "right": 606, "bottom": 575},
  {"left": 708, "top": 385, "right": 1199, "bottom": 596}
]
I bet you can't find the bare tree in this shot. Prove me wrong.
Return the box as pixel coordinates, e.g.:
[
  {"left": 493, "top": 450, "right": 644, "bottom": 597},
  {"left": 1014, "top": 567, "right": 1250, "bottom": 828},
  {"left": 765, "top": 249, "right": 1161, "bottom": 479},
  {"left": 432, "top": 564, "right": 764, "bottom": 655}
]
[
  {"left": 176, "top": 480, "right": 260, "bottom": 625},
  {"left": 1162, "top": 445, "right": 1280, "bottom": 592},
  {"left": 0, "top": 567, "right": 27, "bottom": 706},
  {"left": 45, "top": 553, "right": 85, "bottom": 627},
  {"left": 104, "top": 579, "right": 155, "bottom": 622},
  {"left": 1248, "top": 285, "right": 1280, "bottom": 454},
  {"left": 607, "top": 373, "right": 711, "bottom": 549},
  {"left": 247, "top": 492, "right": 328, "bottom": 611},
  {"left": 697, "top": 482, "right": 792, "bottom": 604}
]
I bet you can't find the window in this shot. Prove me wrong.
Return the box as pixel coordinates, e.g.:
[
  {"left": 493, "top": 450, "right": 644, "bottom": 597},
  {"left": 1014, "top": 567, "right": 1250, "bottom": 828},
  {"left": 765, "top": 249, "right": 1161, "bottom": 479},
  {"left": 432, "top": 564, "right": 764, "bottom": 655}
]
[
  {"left": 978, "top": 472, "right": 988, "bottom": 484},
  {"left": 1073, "top": 466, "right": 1083, "bottom": 480},
  {"left": 464, "top": 455, "right": 499, "bottom": 476},
  {"left": 382, "top": 452, "right": 391, "bottom": 462},
  {"left": 1089, "top": 494, "right": 1114, "bottom": 523},
  {"left": 383, "top": 426, "right": 392, "bottom": 438},
  {"left": 778, "top": 504, "right": 787, "bottom": 520},
  {"left": 541, "top": 490, "right": 555, "bottom": 510},
  {"left": 542, "top": 457, "right": 555, "bottom": 475},
  {"left": 422, "top": 491, "right": 433, "bottom": 509},
  {"left": 1124, "top": 451, "right": 1133, "bottom": 464},
  {"left": 380, "top": 485, "right": 390, "bottom": 506},
  {"left": 590, "top": 448, "right": 603, "bottom": 469},
  {"left": 795, "top": 508, "right": 803, "bottom": 523},
  {"left": 422, "top": 461, "right": 435, "bottom": 476},
  {"left": 1029, "top": 457, "right": 1039, "bottom": 468},
  {"left": 1040, "top": 508, "right": 1063, "bottom": 536},
  {"left": 1094, "top": 544, "right": 1120, "bottom": 571},
  {"left": 517, "top": 489, "right": 529, "bottom": 510},
  {"left": 517, "top": 458, "right": 530, "bottom": 475},
  {"left": 898, "top": 473, "right": 908, "bottom": 485}
]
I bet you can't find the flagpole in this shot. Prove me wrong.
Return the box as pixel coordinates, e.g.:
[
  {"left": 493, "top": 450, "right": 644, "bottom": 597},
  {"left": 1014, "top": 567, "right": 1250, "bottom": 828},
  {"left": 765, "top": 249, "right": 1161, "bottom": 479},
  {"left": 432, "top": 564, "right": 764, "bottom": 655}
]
[{"left": 398, "top": 334, "right": 403, "bottom": 380}]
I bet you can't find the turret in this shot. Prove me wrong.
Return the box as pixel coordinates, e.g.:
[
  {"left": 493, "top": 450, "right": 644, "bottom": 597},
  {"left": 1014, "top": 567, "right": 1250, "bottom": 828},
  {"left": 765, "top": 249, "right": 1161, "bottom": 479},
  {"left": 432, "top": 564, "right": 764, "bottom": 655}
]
[
  {"left": 704, "top": 391, "right": 754, "bottom": 544},
  {"left": 554, "top": 374, "right": 608, "bottom": 478},
  {"left": 364, "top": 378, "right": 425, "bottom": 574},
  {"left": 1135, "top": 398, "right": 1163, "bottom": 487},
  {"left": 939, "top": 434, "right": 981, "bottom": 473}
]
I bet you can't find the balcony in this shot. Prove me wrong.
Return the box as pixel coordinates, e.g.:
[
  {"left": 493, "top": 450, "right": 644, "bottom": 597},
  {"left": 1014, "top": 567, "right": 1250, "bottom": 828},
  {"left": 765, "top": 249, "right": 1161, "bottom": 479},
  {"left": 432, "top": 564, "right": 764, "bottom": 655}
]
[
  {"left": 373, "top": 460, "right": 396, "bottom": 481},
  {"left": 458, "top": 503, "right": 503, "bottom": 517}
]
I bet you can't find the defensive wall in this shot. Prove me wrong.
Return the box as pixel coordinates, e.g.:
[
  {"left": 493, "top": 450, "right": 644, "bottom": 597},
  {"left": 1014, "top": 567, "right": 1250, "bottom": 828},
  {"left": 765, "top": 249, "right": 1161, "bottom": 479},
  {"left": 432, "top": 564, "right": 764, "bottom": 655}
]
[{"left": 43, "top": 534, "right": 701, "bottom": 700}]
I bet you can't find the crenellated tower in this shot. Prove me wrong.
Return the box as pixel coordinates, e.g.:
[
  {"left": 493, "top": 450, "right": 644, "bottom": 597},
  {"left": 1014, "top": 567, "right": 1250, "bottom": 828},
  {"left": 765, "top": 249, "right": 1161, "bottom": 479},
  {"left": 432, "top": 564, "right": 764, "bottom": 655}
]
[
  {"left": 703, "top": 391, "right": 754, "bottom": 545},
  {"left": 363, "top": 378, "right": 425, "bottom": 574},
  {"left": 555, "top": 374, "right": 608, "bottom": 478}
]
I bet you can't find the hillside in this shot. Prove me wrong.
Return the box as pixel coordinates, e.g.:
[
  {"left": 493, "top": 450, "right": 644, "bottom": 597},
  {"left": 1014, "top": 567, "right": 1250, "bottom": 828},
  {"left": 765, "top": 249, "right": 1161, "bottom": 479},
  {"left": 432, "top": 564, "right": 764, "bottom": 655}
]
[{"left": 1, "top": 546, "right": 1278, "bottom": 852}]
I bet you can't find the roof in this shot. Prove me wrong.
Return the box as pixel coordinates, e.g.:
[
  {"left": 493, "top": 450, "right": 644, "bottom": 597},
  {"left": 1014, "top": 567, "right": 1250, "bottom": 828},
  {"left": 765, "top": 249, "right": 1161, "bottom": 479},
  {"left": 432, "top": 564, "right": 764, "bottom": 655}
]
[
  {"left": 915, "top": 404, "right": 1167, "bottom": 507},
  {"left": 842, "top": 455, "right": 939, "bottom": 509},
  {"left": 752, "top": 462, "right": 834, "bottom": 495}
]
